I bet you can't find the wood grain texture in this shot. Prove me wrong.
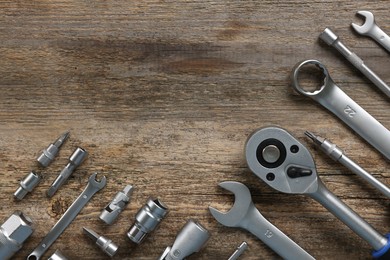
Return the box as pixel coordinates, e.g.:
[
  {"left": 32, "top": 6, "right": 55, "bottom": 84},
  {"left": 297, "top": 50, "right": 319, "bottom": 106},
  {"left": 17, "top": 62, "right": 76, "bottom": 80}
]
[{"left": 0, "top": 1, "right": 389, "bottom": 259}]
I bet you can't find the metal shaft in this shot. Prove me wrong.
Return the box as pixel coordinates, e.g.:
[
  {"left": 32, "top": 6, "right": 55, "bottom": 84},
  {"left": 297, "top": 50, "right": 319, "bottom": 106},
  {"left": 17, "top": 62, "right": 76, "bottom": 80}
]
[
  {"left": 228, "top": 242, "right": 248, "bottom": 260},
  {"left": 319, "top": 28, "right": 390, "bottom": 98},
  {"left": 309, "top": 180, "right": 387, "bottom": 250}
]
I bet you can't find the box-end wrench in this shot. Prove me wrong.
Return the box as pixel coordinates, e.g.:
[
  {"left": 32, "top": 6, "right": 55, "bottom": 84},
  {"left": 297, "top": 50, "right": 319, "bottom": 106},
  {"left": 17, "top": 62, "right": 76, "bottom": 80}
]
[
  {"left": 352, "top": 11, "right": 390, "bottom": 53},
  {"left": 245, "top": 127, "right": 390, "bottom": 259},
  {"left": 319, "top": 28, "right": 390, "bottom": 98},
  {"left": 209, "top": 181, "right": 315, "bottom": 260},
  {"left": 291, "top": 59, "right": 390, "bottom": 161},
  {"left": 27, "top": 173, "right": 106, "bottom": 260}
]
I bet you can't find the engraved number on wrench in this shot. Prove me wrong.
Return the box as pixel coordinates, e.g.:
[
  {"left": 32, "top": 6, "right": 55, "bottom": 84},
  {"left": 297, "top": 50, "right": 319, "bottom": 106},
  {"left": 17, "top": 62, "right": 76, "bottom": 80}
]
[{"left": 344, "top": 106, "right": 356, "bottom": 118}]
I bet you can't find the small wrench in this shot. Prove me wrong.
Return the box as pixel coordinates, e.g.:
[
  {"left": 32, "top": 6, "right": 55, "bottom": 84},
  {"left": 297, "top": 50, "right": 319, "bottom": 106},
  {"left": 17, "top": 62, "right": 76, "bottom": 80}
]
[
  {"left": 352, "top": 11, "right": 390, "bottom": 53},
  {"left": 209, "top": 181, "right": 315, "bottom": 260},
  {"left": 245, "top": 127, "right": 390, "bottom": 259},
  {"left": 27, "top": 173, "right": 106, "bottom": 260},
  {"left": 292, "top": 60, "right": 390, "bottom": 160}
]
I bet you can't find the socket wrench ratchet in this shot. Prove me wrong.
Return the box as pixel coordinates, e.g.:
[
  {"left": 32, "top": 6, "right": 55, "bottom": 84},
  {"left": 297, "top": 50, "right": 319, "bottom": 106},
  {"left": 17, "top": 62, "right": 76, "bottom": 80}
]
[
  {"left": 209, "top": 181, "right": 315, "bottom": 260},
  {"left": 245, "top": 127, "right": 390, "bottom": 259},
  {"left": 292, "top": 60, "right": 390, "bottom": 160},
  {"left": 352, "top": 11, "right": 390, "bottom": 53},
  {"left": 27, "top": 173, "right": 106, "bottom": 260}
]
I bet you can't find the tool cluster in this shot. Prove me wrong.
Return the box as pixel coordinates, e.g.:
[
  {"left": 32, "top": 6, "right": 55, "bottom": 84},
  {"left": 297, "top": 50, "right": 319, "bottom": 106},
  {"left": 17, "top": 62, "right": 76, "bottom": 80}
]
[{"left": 0, "top": 9, "right": 389, "bottom": 260}]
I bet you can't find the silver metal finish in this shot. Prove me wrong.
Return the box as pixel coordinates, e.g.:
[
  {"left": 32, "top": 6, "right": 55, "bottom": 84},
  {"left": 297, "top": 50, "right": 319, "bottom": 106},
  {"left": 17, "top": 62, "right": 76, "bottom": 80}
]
[
  {"left": 262, "top": 145, "right": 280, "bottom": 163},
  {"left": 100, "top": 185, "right": 133, "bottom": 225},
  {"left": 228, "top": 242, "right": 248, "bottom": 260},
  {"left": 158, "top": 219, "right": 210, "bottom": 260},
  {"left": 47, "top": 147, "right": 88, "bottom": 197},
  {"left": 127, "top": 198, "right": 168, "bottom": 244},
  {"left": 83, "top": 227, "right": 118, "bottom": 257},
  {"left": 14, "top": 171, "right": 41, "bottom": 200},
  {"left": 28, "top": 173, "right": 106, "bottom": 260},
  {"left": 291, "top": 60, "right": 390, "bottom": 160},
  {"left": 352, "top": 11, "right": 390, "bottom": 53},
  {"left": 319, "top": 28, "right": 390, "bottom": 97},
  {"left": 209, "top": 181, "right": 315, "bottom": 260},
  {"left": 37, "top": 131, "right": 70, "bottom": 167},
  {"left": 48, "top": 250, "right": 68, "bottom": 260},
  {"left": 305, "top": 131, "right": 390, "bottom": 198},
  {"left": 245, "top": 127, "right": 388, "bottom": 251},
  {"left": 0, "top": 211, "right": 34, "bottom": 260}
]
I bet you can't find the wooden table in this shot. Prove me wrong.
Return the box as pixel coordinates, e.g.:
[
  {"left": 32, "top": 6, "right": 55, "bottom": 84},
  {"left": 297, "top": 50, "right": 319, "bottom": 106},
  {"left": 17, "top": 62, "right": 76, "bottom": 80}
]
[{"left": 0, "top": 1, "right": 389, "bottom": 259}]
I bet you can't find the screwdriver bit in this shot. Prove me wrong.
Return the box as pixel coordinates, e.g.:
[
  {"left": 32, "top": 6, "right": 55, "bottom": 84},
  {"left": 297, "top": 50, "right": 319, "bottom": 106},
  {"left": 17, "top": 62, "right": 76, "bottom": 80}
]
[
  {"left": 47, "top": 147, "right": 88, "bottom": 197},
  {"left": 228, "top": 242, "right": 248, "bottom": 260},
  {"left": 83, "top": 227, "right": 118, "bottom": 257},
  {"left": 37, "top": 131, "right": 70, "bottom": 167}
]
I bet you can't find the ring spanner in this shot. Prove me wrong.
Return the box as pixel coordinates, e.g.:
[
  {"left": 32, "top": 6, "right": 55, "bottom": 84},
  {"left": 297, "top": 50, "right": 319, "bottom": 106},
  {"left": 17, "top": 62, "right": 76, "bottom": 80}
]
[
  {"left": 292, "top": 59, "right": 390, "bottom": 160},
  {"left": 209, "top": 181, "right": 315, "bottom": 260},
  {"left": 27, "top": 173, "right": 106, "bottom": 260},
  {"left": 245, "top": 127, "right": 390, "bottom": 259}
]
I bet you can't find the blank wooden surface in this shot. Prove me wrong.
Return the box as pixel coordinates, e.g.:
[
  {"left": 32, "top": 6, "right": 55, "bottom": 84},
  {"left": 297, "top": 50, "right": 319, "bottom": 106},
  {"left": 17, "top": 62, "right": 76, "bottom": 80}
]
[{"left": 0, "top": 1, "right": 389, "bottom": 259}]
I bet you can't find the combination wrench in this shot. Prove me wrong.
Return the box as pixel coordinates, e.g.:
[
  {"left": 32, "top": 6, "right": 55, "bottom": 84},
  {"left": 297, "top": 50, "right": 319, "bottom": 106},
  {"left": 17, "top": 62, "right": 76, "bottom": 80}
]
[
  {"left": 352, "top": 11, "right": 390, "bottom": 53},
  {"left": 209, "top": 181, "right": 315, "bottom": 260},
  {"left": 292, "top": 59, "right": 390, "bottom": 160},
  {"left": 27, "top": 173, "right": 106, "bottom": 260},
  {"left": 245, "top": 126, "right": 390, "bottom": 259}
]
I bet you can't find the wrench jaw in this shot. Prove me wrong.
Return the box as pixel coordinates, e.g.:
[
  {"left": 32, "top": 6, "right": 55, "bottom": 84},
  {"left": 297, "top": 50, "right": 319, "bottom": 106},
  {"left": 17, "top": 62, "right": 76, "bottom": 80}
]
[
  {"left": 245, "top": 127, "right": 319, "bottom": 195},
  {"left": 89, "top": 172, "right": 107, "bottom": 189},
  {"left": 352, "top": 11, "right": 375, "bottom": 35},
  {"left": 209, "top": 181, "right": 252, "bottom": 227}
]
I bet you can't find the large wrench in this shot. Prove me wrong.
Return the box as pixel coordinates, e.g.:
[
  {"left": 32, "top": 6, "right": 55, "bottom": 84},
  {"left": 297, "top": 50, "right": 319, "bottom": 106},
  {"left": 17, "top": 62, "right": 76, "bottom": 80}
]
[
  {"left": 209, "top": 181, "right": 315, "bottom": 260},
  {"left": 352, "top": 11, "right": 390, "bottom": 53},
  {"left": 245, "top": 127, "right": 390, "bottom": 259},
  {"left": 27, "top": 173, "right": 106, "bottom": 260},
  {"left": 292, "top": 59, "right": 390, "bottom": 160}
]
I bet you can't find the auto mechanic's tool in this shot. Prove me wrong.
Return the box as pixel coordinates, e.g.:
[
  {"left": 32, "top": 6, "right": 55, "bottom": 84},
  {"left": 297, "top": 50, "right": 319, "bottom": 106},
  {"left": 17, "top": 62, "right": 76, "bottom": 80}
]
[
  {"left": 158, "top": 219, "right": 210, "bottom": 260},
  {"left": 0, "top": 211, "right": 34, "bottom": 260},
  {"left": 305, "top": 131, "right": 390, "bottom": 198},
  {"left": 245, "top": 127, "right": 390, "bottom": 259},
  {"left": 127, "top": 198, "right": 169, "bottom": 244},
  {"left": 37, "top": 131, "right": 70, "bottom": 167},
  {"left": 83, "top": 227, "right": 118, "bottom": 257},
  {"left": 228, "top": 242, "right": 248, "bottom": 260},
  {"left": 28, "top": 173, "right": 106, "bottom": 260},
  {"left": 100, "top": 185, "right": 133, "bottom": 225},
  {"left": 291, "top": 60, "right": 390, "bottom": 161},
  {"left": 319, "top": 28, "right": 390, "bottom": 97},
  {"left": 352, "top": 11, "right": 390, "bottom": 53},
  {"left": 48, "top": 250, "right": 68, "bottom": 260},
  {"left": 47, "top": 147, "right": 88, "bottom": 197},
  {"left": 209, "top": 181, "right": 315, "bottom": 260},
  {"left": 14, "top": 171, "right": 41, "bottom": 200}
]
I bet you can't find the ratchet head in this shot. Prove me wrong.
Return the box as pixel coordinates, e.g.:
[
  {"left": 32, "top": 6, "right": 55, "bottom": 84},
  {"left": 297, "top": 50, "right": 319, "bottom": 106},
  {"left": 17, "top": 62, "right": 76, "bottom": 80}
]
[
  {"left": 245, "top": 127, "right": 319, "bottom": 194},
  {"left": 89, "top": 172, "right": 107, "bottom": 190},
  {"left": 209, "top": 181, "right": 252, "bottom": 227},
  {"left": 352, "top": 11, "right": 375, "bottom": 35}
]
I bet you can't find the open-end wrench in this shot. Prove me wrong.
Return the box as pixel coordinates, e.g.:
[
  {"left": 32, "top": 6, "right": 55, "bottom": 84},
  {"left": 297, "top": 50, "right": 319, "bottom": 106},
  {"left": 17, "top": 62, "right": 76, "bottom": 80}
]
[
  {"left": 352, "top": 11, "right": 390, "bottom": 53},
  {"left": 245, "top": 126, "right": 390, "bottom": 259},
  {"left": 291, "top": 60, "right": 390, "bottom": 161},
  {"left": 209, "top": 181, "right": 315, "bottom": 260},
  {"left": 27, "top": 173, "right": 106, "bottom": 260}
]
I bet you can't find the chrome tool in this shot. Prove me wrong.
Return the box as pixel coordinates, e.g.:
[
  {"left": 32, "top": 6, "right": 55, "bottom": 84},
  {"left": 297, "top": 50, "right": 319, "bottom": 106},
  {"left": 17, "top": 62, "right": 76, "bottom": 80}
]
[
  {"left": 0, "top": 211, "right": 34, "bottom": 260},
  {"left": 245, "top": 126, "right": 390, "bottom": 259},
  {"left": 48, "top": 250, "right": 68, "bottom": 260},
  {"left": 291, "top": 59, "right": 390, "bottom": 160},
  {"left": 352, "top": 11, "right": 390, "bottom": 53},
  {"left": 228, "top": 242, "right": 248, "bottom": 260},
  {"left": 14, "top": 171, "right": 41, "bottom": 200},
  {"left": 37, "top": 131, "right": 70, "bottom": 167},
  {"left": 28, "top": 173, "right": 106, "bottom": 260},
  {"left": 83, "top": 227, "right": 118, "bottom": 257},
  {"left": 100, "top": 185, "right": 133, "bottom": 225},
  {"left": 47, "top": 147, "right": 88, "bottom": 197},
  {"left": 305, "top": 131, "right": 390, "bottom": 198},
  {"left": 319, "top": 28, "right": 390, "bottom": 97},
  {"left": 158, "top": 219, "right": 210, "bottom": 260},
  {"left": 209, "top": 181, "right": 315, "bottom": 260}
]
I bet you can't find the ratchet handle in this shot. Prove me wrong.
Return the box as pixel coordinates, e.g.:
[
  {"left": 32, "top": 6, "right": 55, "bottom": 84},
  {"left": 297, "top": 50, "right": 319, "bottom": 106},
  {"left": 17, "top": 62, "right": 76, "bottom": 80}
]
[
  {"left": 241, "top": 205, "right": 315, "bottom": 260},
  {"left": 373, "top": 233, "right": 390, "bottom": 259},
  {"left": 309, "top": 181, "right": 387, "bottom": 251},
  {"left": 313, "top": 79, "right": 390, "bottom": 160}
]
